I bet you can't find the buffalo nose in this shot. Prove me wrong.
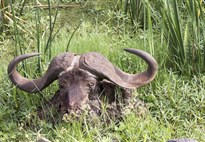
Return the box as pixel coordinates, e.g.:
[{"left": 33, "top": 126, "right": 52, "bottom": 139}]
[
  {"left": 68, "top": 100, "right": 80, "bottom": 109},
  {"left": 68, "top": 101, "right": 75, "bottom": 108}
]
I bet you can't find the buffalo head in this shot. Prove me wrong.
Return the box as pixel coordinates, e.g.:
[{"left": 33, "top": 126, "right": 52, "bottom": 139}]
[{"left": 8, "top": 48, "right": 158, "bottom": 117}]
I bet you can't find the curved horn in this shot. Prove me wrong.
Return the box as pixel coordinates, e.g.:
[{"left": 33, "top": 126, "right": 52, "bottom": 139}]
[
  {"left": 8, "top": 52, "right": 75, "bottom": 93},
  {"left": 79, "top": 48, "right": 158, "bottom": 89}
]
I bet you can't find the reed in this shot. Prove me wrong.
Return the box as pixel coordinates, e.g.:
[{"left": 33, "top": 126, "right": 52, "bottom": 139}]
[
  {"left": 44, "top": 0, "right": 60, "bottom": 60},
  {"left": 162, "top": 0, "right": 205, "bottom": 75},
  {"left": 35, "top": 5, "right": 42, "bottom": 74}
]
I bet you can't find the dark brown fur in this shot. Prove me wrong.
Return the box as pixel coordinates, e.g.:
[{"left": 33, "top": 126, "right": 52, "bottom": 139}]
[{"left": 38, "top": 68, "right": 132, "bottom": 120}]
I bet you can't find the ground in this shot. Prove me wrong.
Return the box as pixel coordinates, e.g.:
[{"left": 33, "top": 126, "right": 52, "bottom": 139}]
[{"left": 0, "top": 1, "right": 205, "bottom": 142}]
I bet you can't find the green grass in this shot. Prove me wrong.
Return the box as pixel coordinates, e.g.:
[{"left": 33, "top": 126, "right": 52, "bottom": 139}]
[
  {"left": 161, "top": 0, "right": 205, "bottom": 75},
  {"left": 0, "top": 0, "right": 205, "bottom": 141}
]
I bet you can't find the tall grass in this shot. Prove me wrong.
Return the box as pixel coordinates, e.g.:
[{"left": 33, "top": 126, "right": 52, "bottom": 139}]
[
  {"left": 0, "top": 0, "right": 8, "bottom": 32},
  {"left": 161, "top": 0, "right": 205, "bottom": 75},
  {"left": 124, "top": 0, "right": 143, "bottom": 28},
  {"left": 66, "top": 19, "right": 83, "bottom": 52},
  {"left": 1, "top": 0, "right": 205, "bottom": 141},
  {"left": 44, "top": 0, "right": 60, "bottom": 59},
  {"left": 35, "top": 5, "right": 42, "bottom": 74},
  {"left": 102, "top": 0, "right": 156, "bottom": 59},
  {"left": 109, "top": 0, "right": 205, "bottom": 75}
]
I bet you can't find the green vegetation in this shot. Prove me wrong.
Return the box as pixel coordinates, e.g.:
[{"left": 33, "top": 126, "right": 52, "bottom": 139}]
[{"left": 0, "top": 0, "right": 205, "bottom": 141}]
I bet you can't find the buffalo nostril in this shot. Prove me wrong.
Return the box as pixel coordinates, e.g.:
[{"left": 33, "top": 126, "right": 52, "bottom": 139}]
[
  {"left": 58, "top": 103, "right": 62, "bottom": 109},
  {"left": 57, "top": 103, "right": 64, "bottom": 113}
]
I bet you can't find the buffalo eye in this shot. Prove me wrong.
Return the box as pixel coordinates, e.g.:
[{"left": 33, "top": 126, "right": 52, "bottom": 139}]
[
  {"left": 88, "top": 81, "right": 95, "bottom": 90},
  {"left": 59, "top": 84, "right": 65, "bottom": 89},
  {"left": 89, "top": 81, "right": 95, "bottom": 86}
]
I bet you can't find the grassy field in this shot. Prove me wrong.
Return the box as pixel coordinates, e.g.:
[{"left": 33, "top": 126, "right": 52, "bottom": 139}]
[{"left": 0, "top": 0, "right": 205, "bottom": 141}]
